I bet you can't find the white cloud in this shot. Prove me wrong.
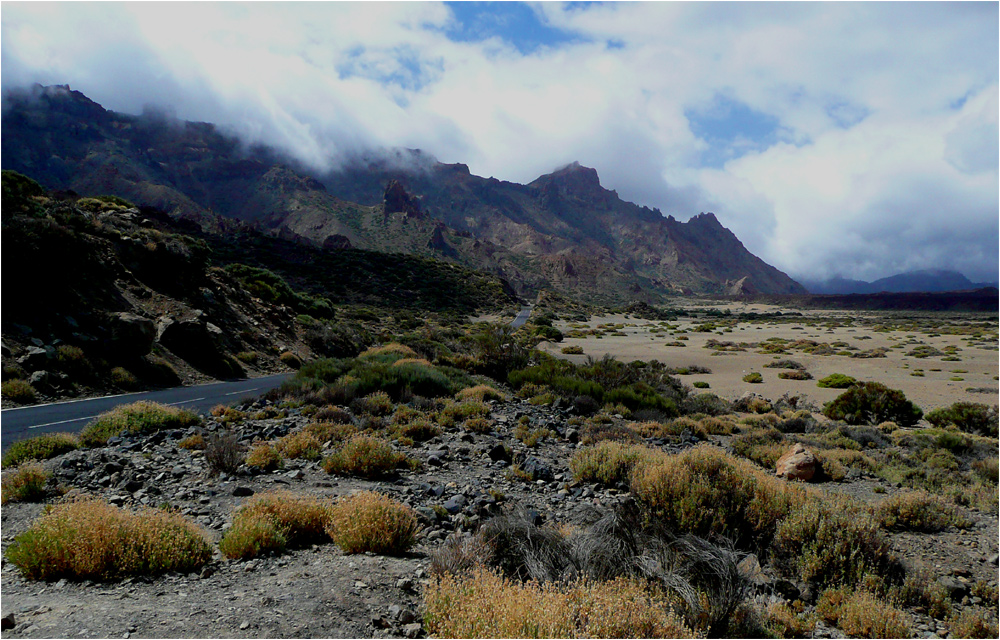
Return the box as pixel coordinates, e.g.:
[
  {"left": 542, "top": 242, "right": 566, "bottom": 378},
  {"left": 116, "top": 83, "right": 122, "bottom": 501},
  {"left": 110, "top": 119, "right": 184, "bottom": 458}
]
[{"left": 1, "top": 1, "right": 996, "bottom": 282}]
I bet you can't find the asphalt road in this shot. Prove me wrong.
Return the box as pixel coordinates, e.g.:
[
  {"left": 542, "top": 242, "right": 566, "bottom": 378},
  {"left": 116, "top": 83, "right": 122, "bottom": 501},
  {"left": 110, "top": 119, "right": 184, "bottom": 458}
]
[
  {"left": 1, "top": 373, "right": 292, "bottom": 454},
  {"left": 511, "top": 306, "right": 533, "bottom": 328}
]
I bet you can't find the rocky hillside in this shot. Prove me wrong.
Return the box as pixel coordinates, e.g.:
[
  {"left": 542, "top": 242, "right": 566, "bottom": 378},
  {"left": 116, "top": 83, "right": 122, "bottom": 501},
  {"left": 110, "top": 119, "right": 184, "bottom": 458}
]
[
  {"left": 0, "top": 172, "right": 517, "bottom": 404},
  {"left": 2, "top": 84, "right": 806, "bottom": 302}
]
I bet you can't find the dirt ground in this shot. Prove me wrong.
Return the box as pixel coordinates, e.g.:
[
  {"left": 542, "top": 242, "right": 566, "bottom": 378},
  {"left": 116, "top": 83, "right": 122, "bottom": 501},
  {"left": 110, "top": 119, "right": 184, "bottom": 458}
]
[{"left": 539, "top": 304, "right": 998, "bottom": 413}]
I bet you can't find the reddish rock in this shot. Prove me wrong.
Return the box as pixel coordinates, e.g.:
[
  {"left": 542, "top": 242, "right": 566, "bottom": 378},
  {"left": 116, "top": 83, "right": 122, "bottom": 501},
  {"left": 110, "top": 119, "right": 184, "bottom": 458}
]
[{"left": 776, "top": 443, "right": 819, "bottom": 481}]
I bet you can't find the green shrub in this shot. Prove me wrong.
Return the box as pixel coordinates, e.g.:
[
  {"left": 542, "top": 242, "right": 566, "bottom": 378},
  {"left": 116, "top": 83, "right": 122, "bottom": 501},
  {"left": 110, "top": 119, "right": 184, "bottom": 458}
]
[
  {"left": 561, "top": 345, "right": 584, "bottom": 355},
  {"left": 235, "top": 351, "right": 259, "bottom": 364},
  {"left": 925, "top": 402, "right": 998, "bottom": 437},
  {"left": 765, "top": 359, "right": 804, "bottom": 370},
  {"left": 2, "top": 432, "right": 79, "bottom": 467},
  {"left": 1, "top": 462, "right": 50, "bottom": 504},
  {"left": 327, "top": 491, "right": 419, "bottom": 555},
  {"left": 742, "top": 372, "right": 763, "bottom": 384},
  {"left": 351, "top": 390, "right": 394, "bottom": 416},
  {"left": 822, "top": 382, "right": 923, "bottom": 427},
  {"left": 80, "top": 401, "right": 201, "bottom": 446},
  {"left": 5, "top": 498, "right": 211, "bottom": 580},
  {"left": 322, "top": 435, "right": 407, "bottom": 478},
  {"left": 816, "top": 373, "right": 857, "bottom": 389},
  {"left": 569, "top": 441, "right": 658, "bottom": 486},
  {"left": 778, "top": 370, "right": 812, "bottom": 381},
  {"left": 2, "top": 379, "right": 37, "bottom": 404},
  {"left": 692, "top": 381, "right": 710, "bottom": 389}
]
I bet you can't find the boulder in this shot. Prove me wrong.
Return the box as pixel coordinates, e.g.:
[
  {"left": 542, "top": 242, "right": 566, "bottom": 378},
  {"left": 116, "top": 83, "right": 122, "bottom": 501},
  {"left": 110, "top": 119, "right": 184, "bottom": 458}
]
[
  {"left": 156, "top": 315, "right": 243, "bottom": 379},
  {"left": 776, "top": 443, "right": 819, "bottom": 482},
  {"left": 107, "top": 312, "right": 155, "bottom": 357},
  {"left": 17, "top": 346, "right": 52, "bottom": 369}
]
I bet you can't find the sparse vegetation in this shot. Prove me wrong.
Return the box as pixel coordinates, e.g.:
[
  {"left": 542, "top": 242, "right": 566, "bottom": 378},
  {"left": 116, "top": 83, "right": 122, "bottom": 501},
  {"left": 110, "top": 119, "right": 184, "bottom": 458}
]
[
  {"left": 2, "top": 379, "right": 37, "bottom": 404},
  {"left": 5, "top": 498, "right": 211, "bottom": 580},
  {"left": 322, "top": 435, "right": 408, "bottom": 478},
  {"left": 79, "top": 401, "right": 200, "bottom": 447},
  {"left": 1, "top": 462, "right": 50, "bottom": 504},
  {"left": 2, "top": 432, "right": 79, "bottom": 467}
]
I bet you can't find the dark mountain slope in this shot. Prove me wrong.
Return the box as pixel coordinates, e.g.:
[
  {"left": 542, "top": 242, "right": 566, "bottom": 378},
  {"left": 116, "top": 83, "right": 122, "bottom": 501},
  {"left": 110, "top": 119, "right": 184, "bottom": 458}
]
[{"left": 3, "top": 84, "right": 806, "bottom": 301}]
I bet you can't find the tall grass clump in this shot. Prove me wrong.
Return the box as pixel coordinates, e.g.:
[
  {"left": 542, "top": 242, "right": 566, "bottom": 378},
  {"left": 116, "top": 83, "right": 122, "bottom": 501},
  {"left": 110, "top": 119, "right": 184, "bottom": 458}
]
[
  {"left": 322, "top": 435, "right": 408, "bottom": 478},
  {"left": 5, "top": 498, "right": 211, "bottom": 580},
  {"left": 2, "top": 432, "right": 78, "bottom": 467},
  {"left": 80, "top": 401, "right": 200, "bottom": 446},
  {"left": 424, "top": 568, "right": 696, "bottom": 638},
  {"left": 1, "top": 462, "right": 50, "bottom": 504},
  {"left": 327, "top": 491, "right": 419, "bottom": 554},
  {"left": 219, "top": 490, "right": 332, "bottom": 560}
]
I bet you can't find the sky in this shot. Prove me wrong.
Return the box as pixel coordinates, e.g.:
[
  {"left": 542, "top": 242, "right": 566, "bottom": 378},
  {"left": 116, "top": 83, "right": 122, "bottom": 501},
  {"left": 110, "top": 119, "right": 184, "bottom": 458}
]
[{"left": 2, "top": 1, "right": 998, "bottom": 284}]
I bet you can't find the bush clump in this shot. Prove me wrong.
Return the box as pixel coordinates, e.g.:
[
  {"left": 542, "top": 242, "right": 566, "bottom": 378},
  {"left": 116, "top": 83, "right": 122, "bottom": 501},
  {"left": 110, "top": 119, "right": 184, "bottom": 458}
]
[
  {"left": 742, "top": 372, "right": 763, "bottom": 384},
  {"left": 822, "top": 382, "right": 923, "bottom": 428},
  {"left": 5, "top": 498, "right": 212, "bottom": 580},
  {"left": 327, "top": 491, "right": 419, "bottom": 555},
  {"left": 1, "top": 463, "right": 50, "bottom": 504},
  {"left": 219, "top": 491, "right": 332, "bottom": 560},
  {"left": 424, "top": 567, "right": 696, "bottom": 638},
  {"left": 80, "top": 401, "right": 200, "bottom": 447},
  {"left": 816, "top": 373, "right": 857, "bottom": 389},
  {"left": 816, "top": 588, "right": 910, "bottom": 638},
  {"left": 925, "top": 402, "right": 998, "bottom": 437},
  {"left": 876, "top": 490, "right": 968, "bottom": 532},
  {"left": 2, "top": 379, "right": 37, "bottom": 404},
  {"left": 245, "top": 442, "right": 283, "bottom": 471},
  {"left": 2, "top": 432, "right": 79, "bottom": 467},
  {"left": 275, "top": 431, "right": 323, "bottom": 461},
  {"left": 322, "top": 435, "right": 407, "bottom": 478},
  {"left": 771, "top": 496, "right": 897, "bottom": 590}
]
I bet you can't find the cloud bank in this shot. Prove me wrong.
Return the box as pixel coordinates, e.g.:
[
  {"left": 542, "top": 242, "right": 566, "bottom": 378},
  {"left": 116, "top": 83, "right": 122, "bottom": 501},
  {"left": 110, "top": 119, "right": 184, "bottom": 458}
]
[{"left": 2, "top": 2, "right": 997, "bottom": 282}]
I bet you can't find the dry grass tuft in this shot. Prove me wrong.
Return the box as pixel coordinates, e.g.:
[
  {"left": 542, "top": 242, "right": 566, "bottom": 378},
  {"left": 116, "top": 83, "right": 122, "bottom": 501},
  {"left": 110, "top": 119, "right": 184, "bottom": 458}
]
[
  {"left": 455, "top": 384, "right": 507, "bottom": 402},
  {"left": 424, "top": 567, "right": 696, "bottom": 638},
  {"left": 177, "top": 434, "right": 205, "bottom": 450},
  {"left": 275, "top": 431, "right": 323, "bottom": 461},
  {"left": 1, "top": 462, "right": 50, "bottom": 504},
  {"left": 245, "top": 442, "right": 283, "bottom": 471},
  {"left": 947, "top": 609, "right": 999, "bottom": 639},
  {"left": 322, "top": 435, "right": 407, "bottom": 478},
  {"left": 5, "top": 497, "right": 211, "bottom": 580},
  {"left": 80, "top": 401, "right": 200, "bottom": 446},
  {"left": 327, "top": 491, "right": 419, "bottom": 554},
  {"left": 219, "top": 490, "right": 332, "bottom": 559}
]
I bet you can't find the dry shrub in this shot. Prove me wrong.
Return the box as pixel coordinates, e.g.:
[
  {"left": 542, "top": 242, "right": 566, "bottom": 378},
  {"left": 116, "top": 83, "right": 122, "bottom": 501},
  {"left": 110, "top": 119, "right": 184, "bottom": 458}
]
[
  {"left": 2, "top": 379, "right": 37, "bottom": 404},
  {"left": 2, "top": 432, "right": 78, "bottom": 467},
  {"left": 424, "top": 567, "right": 696, "bottom": 638},
  {"left": 204, "top": 430, "right": 245, "bottom": 475},
  {"left": 569, "top": 441, "right": 659, "bottom": 486},
  {"left": 462, "top": 416, "right": 494, "bottom": 434},
  {"left": 360, "top": 342, "right": 419, "bottom": 359},
  {"left": 778, "top": 370, "right": 812, "bottom": 381},
  {"left": 894, "top": 567, "right": 952, "bottom": 619},
  {"left": 763, "top": 602, "right": 815, "bottom": 638},
  {"left": 514, "top": 422, "right": 554, "bottom": 447},
  {"left": 393, "top": 418, "right": 441, "bottom": 443},
  {"left": 109, "top": 366, "right": 139, "bottom": 389},
  {"left": 351, "top": 390, "right": 394, "bottom": 416},
  {"left": 305, "top": 421, "right": 358, "bottom": 444},
  {"left": 1, "top": 462, "right": 49, "bottom": 504},
  {"left": 730, "top": 427, "right": 785, "bottom": 467},
  {"left": 390, "top": 405, "right": 426, "bottom": 425},
  {"left": 455, "top": 384, "right": 507, "bottom": 402},
  {"left": 817, "top": 588, "right": 910, "bottom": 638},
  {"left": 392, "top": 357, "right": 433, "bottom": 367},
  {"left": 699, "top": 416, "right": 736, "bottom": 435},
  {"left": 80, "top": 401, "right": 200, "bottom": 446},
  {"left": 177, "top": 434, "right": 205, "bottom": 450},
  {"left": 581, "top": 421, "right": 642, "bottom": 446},
  {"left": 313, "top": 405, "right": 353, "bottom": 424},
  {"left": 441, "top": 399, "right": 490, "bottom": 424},
  {"left": 322, "top": 435, "right": 406, "bottom": 478},
  {"left": 876, "top": 490, "right": 969, "bottom": 532},
  {"left": 245, "top": 442, "right": 283, "bottom": 471},
  {"left": 948, "top": 609, "right": 999, "bottom": 639},
  {"left": 220, "top": 490, "right": 331, "bottom": 559},
  {"left": 275, "top": 431, "right": 323, "bottom": 461},
  {"left": 630, "top": 444, "right": 809, "bottom": 552},
  {"left": 817, "top": 448, "right": 878, "bottom": 473},
  {"left": 5, "top": 497, "right": 211, "bottom": 580},
  {"left": 210, "top": 405, "right": 247, "bottom": 424},
  {"left": 279, "top": 351, "right": 302, "bottom": 369},
  {"left": 971, "top": 457, "right": 998, "bottom": 484},
  {"left": 327, "top": 491, "right": 418, "bottom": 554},
  {"left": 771, "top": 495, "right": 897, "bottom": 590}
]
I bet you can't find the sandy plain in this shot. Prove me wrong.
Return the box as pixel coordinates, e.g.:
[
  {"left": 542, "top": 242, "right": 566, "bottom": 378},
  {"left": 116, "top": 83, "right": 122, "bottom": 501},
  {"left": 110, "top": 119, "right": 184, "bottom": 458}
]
[{"left": 537, "top": 302, "right": 999, "bottom": 414}]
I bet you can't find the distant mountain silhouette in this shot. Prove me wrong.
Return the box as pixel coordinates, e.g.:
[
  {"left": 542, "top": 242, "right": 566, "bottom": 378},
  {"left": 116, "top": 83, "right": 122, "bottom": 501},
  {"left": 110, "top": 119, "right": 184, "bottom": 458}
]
[{"left": 802, "top": 270, "right": 998, "bottom": 294}]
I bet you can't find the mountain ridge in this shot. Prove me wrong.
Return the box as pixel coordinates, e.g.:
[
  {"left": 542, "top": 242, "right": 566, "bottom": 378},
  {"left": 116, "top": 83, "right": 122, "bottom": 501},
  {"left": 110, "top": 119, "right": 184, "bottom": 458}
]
[
  {"left": 2, "top": 83, "right": 807, "bottom": 301},
  {"left": 802, "top": 269, "right": 998, "bottom": 295}
]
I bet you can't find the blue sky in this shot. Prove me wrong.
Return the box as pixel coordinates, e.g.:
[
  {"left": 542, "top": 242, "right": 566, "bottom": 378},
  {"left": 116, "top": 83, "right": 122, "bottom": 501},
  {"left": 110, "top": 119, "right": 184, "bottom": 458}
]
[{"left": 2, "top": 1, "right": 997, "bottom": 282}]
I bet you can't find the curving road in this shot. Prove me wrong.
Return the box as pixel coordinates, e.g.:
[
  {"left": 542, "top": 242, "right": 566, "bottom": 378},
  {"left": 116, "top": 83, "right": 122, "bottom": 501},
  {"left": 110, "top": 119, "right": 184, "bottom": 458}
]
[
  {"left": 1, "top": 373, "right": 292, "bottom": 454},
  {"left": 511, "top": 305, "right": 532, "bottom": 328}
]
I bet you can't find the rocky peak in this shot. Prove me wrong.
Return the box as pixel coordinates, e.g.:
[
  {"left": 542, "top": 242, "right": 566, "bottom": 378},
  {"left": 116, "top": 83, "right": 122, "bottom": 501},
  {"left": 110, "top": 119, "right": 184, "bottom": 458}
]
[
  {"left": 531, "top": 162, "right": 605, "bottom": 201},
  {"left": 383, "top": 179, "right": 422, "bottom": 218}
]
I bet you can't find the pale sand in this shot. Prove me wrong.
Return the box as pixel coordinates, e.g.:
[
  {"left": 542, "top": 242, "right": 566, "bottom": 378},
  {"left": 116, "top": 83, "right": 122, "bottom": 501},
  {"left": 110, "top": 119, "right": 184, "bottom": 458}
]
[{"left": 538, "top": 305, "right": 999, "bottom": 413}]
